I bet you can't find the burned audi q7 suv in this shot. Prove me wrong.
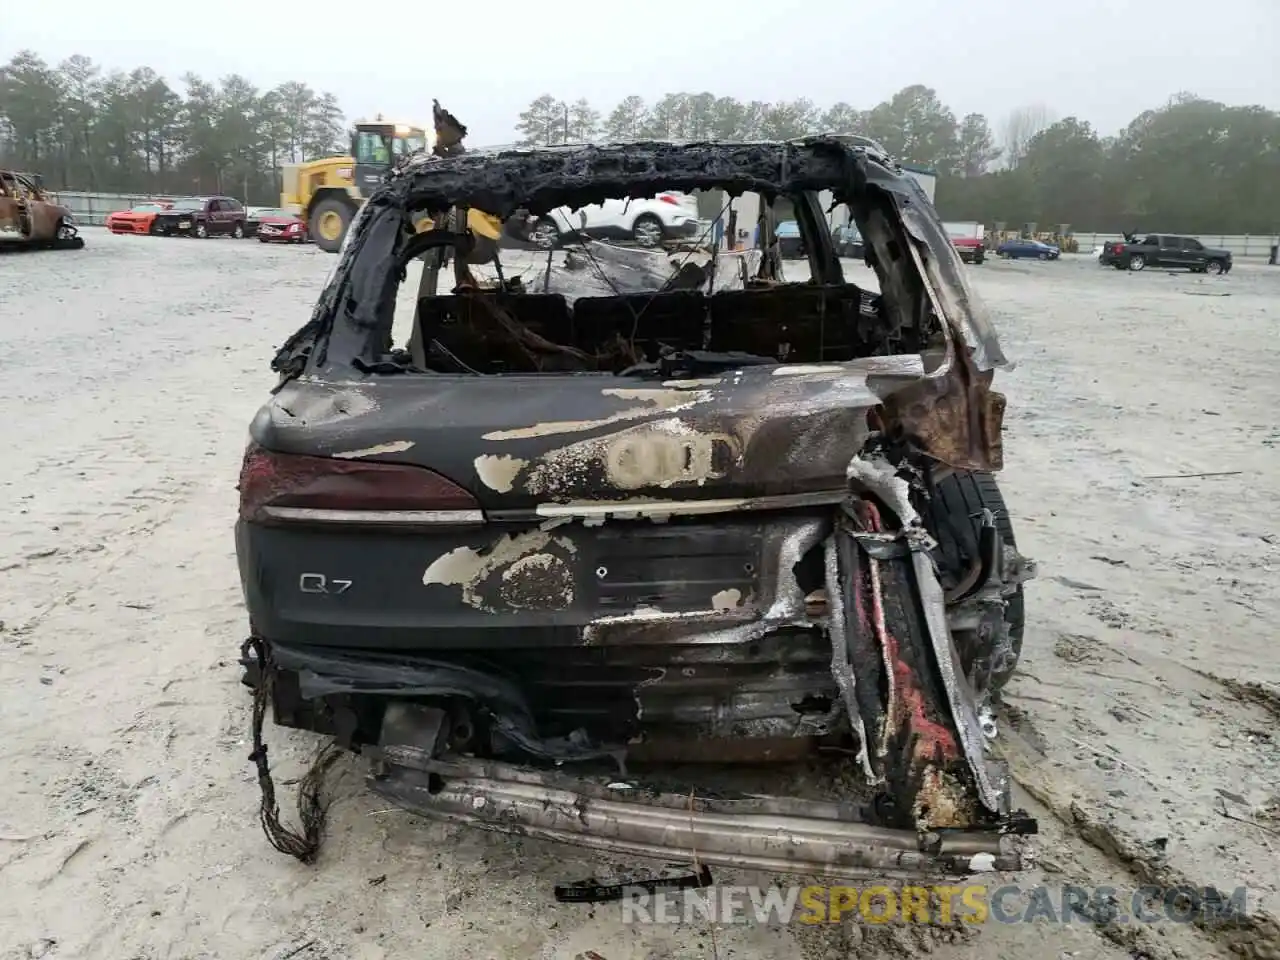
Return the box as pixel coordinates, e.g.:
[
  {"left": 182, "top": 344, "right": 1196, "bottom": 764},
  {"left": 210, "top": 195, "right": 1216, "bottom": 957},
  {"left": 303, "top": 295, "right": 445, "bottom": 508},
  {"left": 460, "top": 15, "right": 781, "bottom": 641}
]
[{"left": 235, "top": 135, "right": 1037, "bottom": 879}]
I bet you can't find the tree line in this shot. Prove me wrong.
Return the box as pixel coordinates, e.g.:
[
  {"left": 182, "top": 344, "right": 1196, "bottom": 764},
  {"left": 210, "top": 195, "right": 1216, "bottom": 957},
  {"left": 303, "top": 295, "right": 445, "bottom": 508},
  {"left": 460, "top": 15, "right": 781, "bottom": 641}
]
[
  {"left": 517, "top": 89, "right": 1280, "bottom": 235},
  {"left": 3, "top": 51, "right": 1276, "bottom": 234},
  {"left": 0, "top": 51, "right": 345, "bottom": 202}
]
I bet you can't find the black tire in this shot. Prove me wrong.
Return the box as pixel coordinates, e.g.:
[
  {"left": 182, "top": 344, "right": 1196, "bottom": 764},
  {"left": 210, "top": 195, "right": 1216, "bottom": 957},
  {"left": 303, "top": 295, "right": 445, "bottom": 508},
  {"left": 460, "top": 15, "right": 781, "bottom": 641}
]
[
  {"left": 631, "top": 213, "right": 665, "bottom": 247},
  {"left": 310, "top": 197, "right": 355, "bottom": 253},
  {"left": 1128, "top": 253, "right": 1146, "bottom": 271},
  {"left": 1037, "top": 252, "right": 1048, "bottom": 261},
  {"left": 194, "top": 221, "right": 208, "bottom": 239},
  {"left": 1205, "top": 259, "right": 1225, "bottom": 276},
  {"left": 232, "top": 221, "right": 245, "bottom": 239},
  {"left": 529, "top": 216, "right": 561, "bottom": 250},
  {"left": 921, "top": 470, "right": 1025, "bottom": 694}
]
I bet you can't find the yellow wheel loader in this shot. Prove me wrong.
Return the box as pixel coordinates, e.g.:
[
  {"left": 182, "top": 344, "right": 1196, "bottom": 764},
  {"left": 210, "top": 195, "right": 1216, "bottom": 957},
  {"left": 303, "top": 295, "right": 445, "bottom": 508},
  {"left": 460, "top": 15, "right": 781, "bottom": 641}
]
[{"left": 280, "top": 100, "right": 502, "bottom": 259}]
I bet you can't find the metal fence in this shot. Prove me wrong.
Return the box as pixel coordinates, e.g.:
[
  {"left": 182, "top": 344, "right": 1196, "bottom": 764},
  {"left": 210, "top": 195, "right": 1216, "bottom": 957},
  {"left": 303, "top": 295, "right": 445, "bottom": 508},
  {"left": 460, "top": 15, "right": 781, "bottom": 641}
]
[
  {"left": 46, "top": 190, "right": 173, "bottom": 226},
  {"left": 1069, "top": 232, "right": 1279, "bottom": 259}
]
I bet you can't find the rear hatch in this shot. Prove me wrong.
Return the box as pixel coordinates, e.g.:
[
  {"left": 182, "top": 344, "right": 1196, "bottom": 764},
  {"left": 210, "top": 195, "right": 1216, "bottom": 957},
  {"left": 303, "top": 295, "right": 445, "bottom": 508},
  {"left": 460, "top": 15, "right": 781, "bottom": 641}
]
[{"left": 239, "top": 246, "right": 922, "bottom": 652}]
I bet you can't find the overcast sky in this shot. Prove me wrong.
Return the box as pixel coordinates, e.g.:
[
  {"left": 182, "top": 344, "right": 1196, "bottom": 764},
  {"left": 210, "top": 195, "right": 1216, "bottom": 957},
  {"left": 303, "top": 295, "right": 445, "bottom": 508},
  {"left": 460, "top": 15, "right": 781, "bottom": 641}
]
[{"left": 3, "top": 0, "right": 1277, "bottom": 144}]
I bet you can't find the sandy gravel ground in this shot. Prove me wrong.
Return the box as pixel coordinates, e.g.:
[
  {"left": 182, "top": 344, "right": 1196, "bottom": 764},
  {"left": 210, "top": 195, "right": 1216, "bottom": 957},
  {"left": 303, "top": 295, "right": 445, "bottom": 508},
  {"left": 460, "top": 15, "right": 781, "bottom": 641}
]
[{"left": 1, "top": 234, "right": 1278, "bottom": 960}]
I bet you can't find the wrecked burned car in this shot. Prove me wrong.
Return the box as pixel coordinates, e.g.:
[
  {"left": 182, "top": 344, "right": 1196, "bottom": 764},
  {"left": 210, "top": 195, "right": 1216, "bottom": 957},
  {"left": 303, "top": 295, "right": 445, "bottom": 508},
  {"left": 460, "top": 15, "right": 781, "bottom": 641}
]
[
  {"left": 0, "top": 170, "right": 84, "bottom": 251},
  {"left": 236, "top": 137, "right": 1037, "bottom": 880}
]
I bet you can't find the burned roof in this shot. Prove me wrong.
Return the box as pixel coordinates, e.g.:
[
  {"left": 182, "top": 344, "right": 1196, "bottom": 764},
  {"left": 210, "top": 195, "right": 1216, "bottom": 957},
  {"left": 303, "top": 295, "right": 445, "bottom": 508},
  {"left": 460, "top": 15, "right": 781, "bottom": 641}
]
[{"left": 370, "top": 138, "right": 911, "bottom": 219}]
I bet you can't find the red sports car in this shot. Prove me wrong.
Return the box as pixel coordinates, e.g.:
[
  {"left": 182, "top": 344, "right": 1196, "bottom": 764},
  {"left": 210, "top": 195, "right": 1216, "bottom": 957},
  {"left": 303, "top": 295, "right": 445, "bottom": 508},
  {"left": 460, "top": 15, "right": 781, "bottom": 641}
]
[
  {"left": 254, "top": 208, "right": 308, "bottom": 244},
  {"left": 105, "top": 200, "right": 174, "bottom": 235}
]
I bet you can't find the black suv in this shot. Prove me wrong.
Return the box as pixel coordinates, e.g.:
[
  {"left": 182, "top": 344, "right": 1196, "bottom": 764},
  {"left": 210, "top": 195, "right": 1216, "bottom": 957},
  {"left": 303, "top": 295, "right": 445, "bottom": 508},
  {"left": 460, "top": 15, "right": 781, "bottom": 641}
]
[
  {"left": 151, "top": 196, "right": 248, "bottom": 239},
  {"left": 1102, "top": 233, "right": 1232, "bottom": 274}
]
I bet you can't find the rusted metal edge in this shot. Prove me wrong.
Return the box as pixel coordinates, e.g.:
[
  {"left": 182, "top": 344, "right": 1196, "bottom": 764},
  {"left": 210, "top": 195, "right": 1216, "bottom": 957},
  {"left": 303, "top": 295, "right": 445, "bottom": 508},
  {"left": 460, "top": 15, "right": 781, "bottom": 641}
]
[
  {"left": 369, "top": 763, "right": 1023, "bottom": 882},
  {"left": 845, "top": 453, "right": 1006, "bottom": 813},
  {"left": 823, "top": 534, "right": 877, "bottom": 783}
]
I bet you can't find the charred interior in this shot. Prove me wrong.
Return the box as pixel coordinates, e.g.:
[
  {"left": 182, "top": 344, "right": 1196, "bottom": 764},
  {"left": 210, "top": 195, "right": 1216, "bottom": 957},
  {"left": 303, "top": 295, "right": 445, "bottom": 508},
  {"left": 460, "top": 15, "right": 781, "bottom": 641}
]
[
  {"left": 409, "top": 281, "right": 919, "bottom": 376},
  {"left": 244, "top": 135, "right": 1035, "bottom": 878}
]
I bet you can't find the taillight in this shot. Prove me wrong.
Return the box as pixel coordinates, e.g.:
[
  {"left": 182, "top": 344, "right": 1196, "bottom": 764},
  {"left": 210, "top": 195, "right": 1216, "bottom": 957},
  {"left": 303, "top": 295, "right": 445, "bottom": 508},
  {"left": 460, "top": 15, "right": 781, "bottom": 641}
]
[
  {"left": 1114, "top": 243, "right": 1125, "bottom": 254},
  {"left": 658, "top": 194, "right": 680, "bottom": 206},
  {"left": 237, "top": 443, "right": 480, "bottom": 524}
]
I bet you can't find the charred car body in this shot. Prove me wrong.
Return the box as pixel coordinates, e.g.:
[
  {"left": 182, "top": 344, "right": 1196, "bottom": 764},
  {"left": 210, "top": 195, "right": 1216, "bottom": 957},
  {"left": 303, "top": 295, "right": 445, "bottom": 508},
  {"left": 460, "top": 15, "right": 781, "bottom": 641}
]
[
  {"left": 0, "top": 170, "right": 83, "bottom": 251},
  {"left": 237, "top": 136, "right": 1037, "bottom": 878}
]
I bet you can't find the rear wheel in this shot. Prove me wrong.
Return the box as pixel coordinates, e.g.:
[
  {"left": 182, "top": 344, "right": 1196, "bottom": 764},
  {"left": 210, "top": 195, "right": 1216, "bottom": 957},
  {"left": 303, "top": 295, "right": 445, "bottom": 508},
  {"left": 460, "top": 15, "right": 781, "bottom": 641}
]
[
  {"left": 921, "top": 471, "right": 1026, "bottom": 696},
  {"left": 1128, "top": 253, "right": 1146, "bottom": 271},
  {"left": 632, "top": 213, "right": 664, "bottom": 247},
  {"left": 310, "top": 197, "right": 354, "bottom": 253},
  {"left": 530, "top": 217, "right": 561, "bottom": 250}
]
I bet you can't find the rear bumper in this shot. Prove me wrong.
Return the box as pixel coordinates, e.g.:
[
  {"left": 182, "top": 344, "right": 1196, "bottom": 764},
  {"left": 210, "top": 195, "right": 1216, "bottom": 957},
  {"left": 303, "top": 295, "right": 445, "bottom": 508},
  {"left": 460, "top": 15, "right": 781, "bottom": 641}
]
[{"left": 369, "top": 749, "right": 1027, "bottom": 881}]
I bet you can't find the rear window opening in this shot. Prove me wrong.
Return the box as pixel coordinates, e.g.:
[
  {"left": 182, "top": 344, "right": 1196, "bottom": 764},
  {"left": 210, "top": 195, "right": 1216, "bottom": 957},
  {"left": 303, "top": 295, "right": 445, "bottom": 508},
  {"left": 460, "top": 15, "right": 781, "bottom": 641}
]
[{"left": 389, "top": 192, "right": 912, "bottom": 378}]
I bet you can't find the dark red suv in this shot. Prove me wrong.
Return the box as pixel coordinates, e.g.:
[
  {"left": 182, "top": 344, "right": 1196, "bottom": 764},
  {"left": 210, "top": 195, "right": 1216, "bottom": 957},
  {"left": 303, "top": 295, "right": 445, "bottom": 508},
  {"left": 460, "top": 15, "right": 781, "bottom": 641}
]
[{"left": 150, "top": 196, "right": 249, "bottom": 239}]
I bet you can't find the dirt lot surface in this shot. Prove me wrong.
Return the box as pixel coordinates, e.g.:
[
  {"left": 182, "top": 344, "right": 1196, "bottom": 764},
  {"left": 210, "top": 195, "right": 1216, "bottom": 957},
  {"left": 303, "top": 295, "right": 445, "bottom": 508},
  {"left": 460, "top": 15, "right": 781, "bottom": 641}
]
[{"left": 2, "top": 233, "right": 1278, "bottom": 960}]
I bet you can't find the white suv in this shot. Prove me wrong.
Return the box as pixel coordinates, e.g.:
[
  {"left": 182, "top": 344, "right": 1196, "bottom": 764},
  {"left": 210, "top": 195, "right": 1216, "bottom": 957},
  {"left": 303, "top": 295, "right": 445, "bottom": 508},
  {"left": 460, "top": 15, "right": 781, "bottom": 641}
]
[{"left": 524, "top": 192, "right": 702, "bottom": 248}]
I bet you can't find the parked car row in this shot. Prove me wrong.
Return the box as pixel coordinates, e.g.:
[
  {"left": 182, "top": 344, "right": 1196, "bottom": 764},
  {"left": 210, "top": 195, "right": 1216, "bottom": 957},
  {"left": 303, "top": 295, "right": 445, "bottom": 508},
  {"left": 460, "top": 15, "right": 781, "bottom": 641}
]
[{"left": 105, "top": 197, "right": 309, "bottom": 244}]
